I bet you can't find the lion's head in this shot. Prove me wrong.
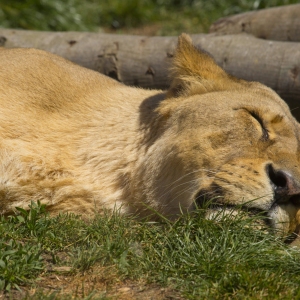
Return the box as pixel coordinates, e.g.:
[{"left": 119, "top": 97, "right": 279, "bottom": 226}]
[{"left": 133, "top": 34, "right": 300, "bottom": 237}]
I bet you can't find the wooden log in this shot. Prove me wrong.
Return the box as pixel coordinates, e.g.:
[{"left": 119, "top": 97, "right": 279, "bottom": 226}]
[
  {"left": 0, "top": 29, "right": 177, "bottom": 90},
  {"left": 210, "top": 4, "right": 300, "bottom": 42},
  {"left": 0, "top": 29, "right": 300, "bottom": 120}
]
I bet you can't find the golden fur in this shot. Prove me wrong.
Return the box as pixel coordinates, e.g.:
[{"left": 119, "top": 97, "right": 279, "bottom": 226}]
[{"left": 1, "top": 34, "right": 300, "bottom": 237}]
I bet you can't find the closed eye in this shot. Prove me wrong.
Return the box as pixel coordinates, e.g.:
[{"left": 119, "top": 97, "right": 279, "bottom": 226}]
[{"left": 249, "top": 111, "right": 269, "bottom": 141}]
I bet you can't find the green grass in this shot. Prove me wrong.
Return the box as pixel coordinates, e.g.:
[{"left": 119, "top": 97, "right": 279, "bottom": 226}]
[
  {"left": 0, "top": 0, "right": 299, "bottom": 34},
  {"left": 1, "top": 202, "right": 300, "bottom": 299}
]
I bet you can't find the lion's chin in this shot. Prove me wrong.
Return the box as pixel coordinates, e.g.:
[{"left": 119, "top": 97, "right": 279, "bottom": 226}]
[{"left": 267, "top": 203, "right": 300, "bottom": 237}]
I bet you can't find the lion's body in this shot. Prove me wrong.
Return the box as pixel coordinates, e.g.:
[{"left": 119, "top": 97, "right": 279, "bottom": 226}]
[
  {"left": 0, "top": 47, "right": 163, "bottom": 215},
  {"left": 1, "top": 34, "right": 300, "bottom": 237}
]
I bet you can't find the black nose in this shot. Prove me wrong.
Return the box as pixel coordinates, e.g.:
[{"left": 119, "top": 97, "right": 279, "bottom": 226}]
[{"left": 267, "top": 164, "right": 300, "bottom": 203}]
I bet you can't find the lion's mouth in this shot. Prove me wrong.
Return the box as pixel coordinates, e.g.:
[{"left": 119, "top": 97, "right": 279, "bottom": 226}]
[
  {"left": 194, "top": 189, "right": 300, "bottom": 244},
  {"left": 194, "top": 189, "right": 269, "bottom": 218}
]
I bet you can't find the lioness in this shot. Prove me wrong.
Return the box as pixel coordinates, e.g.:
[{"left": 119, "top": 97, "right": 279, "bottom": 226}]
[{"left": 0, "top": 34, "right": 300, "bottom": 238}]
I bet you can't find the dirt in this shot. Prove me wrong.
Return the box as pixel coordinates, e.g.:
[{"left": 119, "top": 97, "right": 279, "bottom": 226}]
[{"left": 0, "top": 265, "right": 184, "bottom": 300}]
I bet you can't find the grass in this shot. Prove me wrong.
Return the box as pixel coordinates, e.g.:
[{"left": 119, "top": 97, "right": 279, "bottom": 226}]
[
  {"left": 1, "top": 202, "right": 300, "bottom": 299},
  {"left": 0, "top": 0, "right": 299, "bottom": 35}
]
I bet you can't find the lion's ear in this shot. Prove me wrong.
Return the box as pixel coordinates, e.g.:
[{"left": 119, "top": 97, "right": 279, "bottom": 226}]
[{"left": 167, "top": 33, "right": 241, "bottom": 98}]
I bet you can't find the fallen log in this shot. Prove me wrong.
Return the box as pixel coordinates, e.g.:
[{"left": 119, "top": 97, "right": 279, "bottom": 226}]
[
  {"left": 210, "top": 4, "right": 300, "bottom": 42},
  {"left": 0, "top": 29, "right": 300, "bottom": 119}
]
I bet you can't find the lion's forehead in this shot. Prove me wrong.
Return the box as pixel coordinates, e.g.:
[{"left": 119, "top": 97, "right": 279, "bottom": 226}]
[{"left": 172, "top": 91, "right": 298, "bottom": 140}]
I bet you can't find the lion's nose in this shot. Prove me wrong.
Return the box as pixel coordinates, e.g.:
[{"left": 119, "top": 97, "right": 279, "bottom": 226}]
[{"left": 267, "top": 164, "right": 300, "bottom": 203}]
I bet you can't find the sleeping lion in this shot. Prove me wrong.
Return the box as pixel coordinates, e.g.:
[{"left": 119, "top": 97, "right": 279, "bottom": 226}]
[{"left": 0, "top": 34, "right": 300, "bottom": 239}]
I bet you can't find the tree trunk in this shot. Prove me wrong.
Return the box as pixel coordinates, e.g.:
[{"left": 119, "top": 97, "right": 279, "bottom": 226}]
[
  {"left": 210, "top": 4, "right": 300, "bottom": 42},
  {"left": 0, "top": 29, "right": 300, "bottom": 120}
]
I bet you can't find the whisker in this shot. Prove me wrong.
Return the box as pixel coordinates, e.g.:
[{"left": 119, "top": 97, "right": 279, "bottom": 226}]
[
  {"left": 163, "top": 182, "right": 236, "bottom": 208},
  {"left": 158, "top": 176, "right": 212, "bottom": 203},
  {"left": 160, "top": 168, "right": 219, "bottom": 190},
  {"left": 158, "top": 179, "right": 199, "bottom": 203}
]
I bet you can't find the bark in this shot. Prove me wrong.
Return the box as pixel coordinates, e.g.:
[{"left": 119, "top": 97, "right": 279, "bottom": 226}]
[
  {"left": 210, "top": 4, "right": 300, "bottom": 42},
  {"left": 0, "top": 29, "right": 300, "bottom": 120}
]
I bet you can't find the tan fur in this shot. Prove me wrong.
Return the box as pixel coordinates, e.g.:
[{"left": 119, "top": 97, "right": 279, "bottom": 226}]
[{"left": 1, "top": 34, "right": 300, "bottom": 237}]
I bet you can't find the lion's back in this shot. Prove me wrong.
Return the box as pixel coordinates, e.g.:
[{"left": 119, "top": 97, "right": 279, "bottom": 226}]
[{"left": 0, "top": 48, "right": 122, "bottom": 114}]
